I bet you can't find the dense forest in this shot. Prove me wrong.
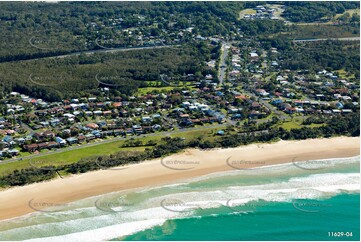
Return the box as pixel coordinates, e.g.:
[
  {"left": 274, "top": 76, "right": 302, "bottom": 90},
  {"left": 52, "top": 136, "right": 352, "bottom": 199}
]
[
  {"left": 282, "top": 1, "right": 360, "bottom": 22},
  {"left": 0, "top": 1, "right": 358, "bottom": 100},
  {"left": 0, "top": 42, "right": 220, "bottom": 101},
  {"left": 262, "top": 38, "right": 360, "bottom": 77},
  {"left": 0, "top": 1, "right": 242, "bottom": 61},
  {"left": 0, "top": 1, "right": 359, "bottom": 62}
]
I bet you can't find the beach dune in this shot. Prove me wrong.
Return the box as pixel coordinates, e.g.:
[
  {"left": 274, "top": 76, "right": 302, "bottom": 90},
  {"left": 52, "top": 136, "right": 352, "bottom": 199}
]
[{"left": 0, "top": 136, "right": 359, "bottom": 221}]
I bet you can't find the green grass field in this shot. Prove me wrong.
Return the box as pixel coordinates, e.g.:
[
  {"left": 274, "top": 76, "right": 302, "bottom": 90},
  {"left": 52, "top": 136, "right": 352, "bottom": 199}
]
[
  {"left": 276, "top": 117, "right": 325, "bottom": 131},
  {"left": 136, "top": 81, "right": 196, "bottom": 95},
  {"left": 335, "top": 69, "right": 356, "bottom": 79},
  {"left": 137, "top": 86, "right": 175, "bottom": 95},
  {"left": 0, "top": 125, "right": 226, "bottom": 176},
  {"left": 335, "top": 8, "right": 360, "bottom": 20},
  {"left": 238, "top": 8, "right": 256, "bottom": 19},
  {"left": 277, "top": 121, "right": 301, "bottom": 130}
]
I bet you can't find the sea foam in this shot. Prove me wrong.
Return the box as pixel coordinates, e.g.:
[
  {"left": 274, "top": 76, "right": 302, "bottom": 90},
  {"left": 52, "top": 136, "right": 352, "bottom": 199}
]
[{"left": 0, "top": 157, "right": 359, "bottom": 241}]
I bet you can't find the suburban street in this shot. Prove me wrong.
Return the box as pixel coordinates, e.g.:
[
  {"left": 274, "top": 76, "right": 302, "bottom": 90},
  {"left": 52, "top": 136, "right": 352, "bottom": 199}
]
[
  {"left": 242, "top": 90, "right": 289, "bottom": 122},
  {"left": 218, "top": 42, "right": 230, "bottom": 85}
]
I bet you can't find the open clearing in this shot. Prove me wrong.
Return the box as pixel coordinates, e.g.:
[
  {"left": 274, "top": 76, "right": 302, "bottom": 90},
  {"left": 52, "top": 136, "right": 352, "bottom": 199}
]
[
  {"left": 335, "top": 8, "right": 360, "bottom": 19},
  {"left": 292, "top": 8, "right": 360, "bottom": 25},
  {"left": 238, "top": 8, "right": 257, "bottom": 19}
]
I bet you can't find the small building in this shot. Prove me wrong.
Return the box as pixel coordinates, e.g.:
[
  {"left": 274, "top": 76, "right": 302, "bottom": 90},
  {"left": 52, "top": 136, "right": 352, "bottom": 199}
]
[
  {"left": 50, "top": 118, "right": 61, "bottom": 127},
  {"left": 78, "top": 135, "right": 86, "bottom": 143},
  {"left": 66, "top": 137, "right": 78, "bottom": 145},
  {"left": 86, "top": 123, "right": 99, "bottom": 130},
  {"left": 85, "top": 133, "right": 96, "bottom": 141},
  {"left": 8, "top": 149, "right": 19, "bottom": 156},
  {"left": 142, "top": 116, "right": 152, "bottom": 123},
  {"left": 47, "top": 141, "right": 59, "bottom": 149},
  {"left": 24, "top": 143, "right": 39, "bottom": 152},
  {"left": 217, "top": 130, "right": 225, "bottom": 136}
]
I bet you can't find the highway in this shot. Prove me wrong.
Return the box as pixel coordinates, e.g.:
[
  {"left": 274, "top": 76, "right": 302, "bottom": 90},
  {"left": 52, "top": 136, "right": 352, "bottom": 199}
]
[
  {"left": 3, "top": 44, "right": 179, "bottom": 63},
  {"left": 293, "top": 37, "right": 360, "bottom": 42},
  {"left": 49, "top": 44, "right": 179, "bottom": 59}
]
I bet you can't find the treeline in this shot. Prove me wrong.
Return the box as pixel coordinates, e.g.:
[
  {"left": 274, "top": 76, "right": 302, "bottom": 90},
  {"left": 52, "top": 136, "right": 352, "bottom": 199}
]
[
  {"left": 285, "top": 24, "right": 360, "bottom": 39},
  {"left": 0, "top": 43, "right": 218, "bottom": 101},
  {"left": 282, "top": 2, "right": 360, "bottom": 22},
  {"left": 263, "top": 38, "right": 360, "bottom": 75},
  {"left": 0, "top": 1, "right": 242, "bottom": 61},
  {"left": 1, "top": 113, "right": 359, "bottom": 187},
  {"left": 237, "top": 20, "right": 286, "bottom": 36}
]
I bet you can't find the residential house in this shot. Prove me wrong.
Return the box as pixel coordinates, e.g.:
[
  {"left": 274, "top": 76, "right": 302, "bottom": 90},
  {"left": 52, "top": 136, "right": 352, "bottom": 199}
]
[{"left": 66, "top": 137, "right": 78, "bottom": 145}]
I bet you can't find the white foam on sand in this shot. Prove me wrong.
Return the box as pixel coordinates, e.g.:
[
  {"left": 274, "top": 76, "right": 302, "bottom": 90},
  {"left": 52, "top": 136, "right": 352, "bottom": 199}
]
[{"left": 0, "top": 157, "right": 359, "bottom": 241}]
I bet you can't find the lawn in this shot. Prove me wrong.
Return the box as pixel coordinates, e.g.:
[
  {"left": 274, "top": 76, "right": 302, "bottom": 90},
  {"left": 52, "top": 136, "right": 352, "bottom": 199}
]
[
  {"left": 276, "top": 117, "right": 325, "bottom": 131},
  {"left": 238, "top": 8, "right": 256, "bottom": 19},
  {"left": 0, "top": 125, "right": 227, "bottom": 176},
  {"left": 137, "top": 86, "right": 175, "bottom": 95},
  {"left": 307, "top": 123, "right": 325, "bottom": 128},
  {"left": 293, "top": 8, "right": 360, "bottom": 25},
  {"left": 334, "top": 8, "right": 360, "bottom": 20},
  {"left": 277, "top": 121, "right": 302, "bottom": 130},
  {"left": 0, "top": 145, "right": 147, "bottom": 177},
  {"left": 136, "top": 82, "right": 196, "bottom": 95},
  {"left": 335, "top": 69, "right": 355, "bottom": 79}
]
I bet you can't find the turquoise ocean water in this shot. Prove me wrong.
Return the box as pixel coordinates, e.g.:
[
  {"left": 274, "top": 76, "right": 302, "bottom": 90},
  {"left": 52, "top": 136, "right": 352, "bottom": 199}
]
[{"left": 0, "top": 156, "right": 359, "bottom": 241}]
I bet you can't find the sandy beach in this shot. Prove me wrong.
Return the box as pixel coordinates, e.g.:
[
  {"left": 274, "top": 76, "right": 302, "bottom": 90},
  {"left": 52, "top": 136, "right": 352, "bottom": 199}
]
[{"left": 0, "top": 136, "right": 359, "bottom": 221}]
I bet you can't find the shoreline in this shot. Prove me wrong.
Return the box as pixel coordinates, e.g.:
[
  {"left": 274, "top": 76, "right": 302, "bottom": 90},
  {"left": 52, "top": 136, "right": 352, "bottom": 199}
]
[{"left": 0, "top": 136, "right": 359, "bottom": 221}]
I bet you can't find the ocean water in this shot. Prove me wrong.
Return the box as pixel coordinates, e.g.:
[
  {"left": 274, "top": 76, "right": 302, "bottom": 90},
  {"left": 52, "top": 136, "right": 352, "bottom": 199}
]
[{"left": 0, "top": 156, "right": 359, "bottom": 241}]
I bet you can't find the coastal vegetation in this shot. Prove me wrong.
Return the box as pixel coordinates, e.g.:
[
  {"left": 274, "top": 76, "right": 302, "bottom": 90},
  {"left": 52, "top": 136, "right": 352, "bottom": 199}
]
[
  {"left": 0, "top": 1, "right": 241, "bottom": 62},
  {"left": 0, "top": 1, "right": 359, "bottom": 188},
  {"left": 0, "top": 112, "right": 358, "bottom": 187},
  {"left": 0, "top": 43, "right": 220, "bottom": 101},
  {"left": 281, "top": 2, "right": 360, "bottom": 23},
  {"left": 263, "top": 39, "right": 360, "bottom": 75}
]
